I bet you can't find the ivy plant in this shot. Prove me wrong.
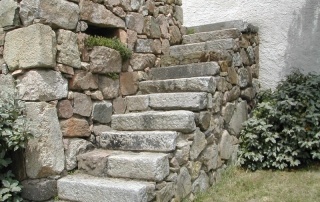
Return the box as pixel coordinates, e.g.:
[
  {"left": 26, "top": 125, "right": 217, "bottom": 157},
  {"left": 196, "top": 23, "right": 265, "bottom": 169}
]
[
  {"left": 239, "top": 70, "right": 320, "bottom": 170},
  {"left": 0, "top": 87, "right": 33, "bottom": 201}
]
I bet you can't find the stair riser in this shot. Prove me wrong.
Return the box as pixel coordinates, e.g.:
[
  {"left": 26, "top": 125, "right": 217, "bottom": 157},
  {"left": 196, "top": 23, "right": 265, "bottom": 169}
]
[{"left": 183, "top": 29, "right": 241, "bottom": 44}]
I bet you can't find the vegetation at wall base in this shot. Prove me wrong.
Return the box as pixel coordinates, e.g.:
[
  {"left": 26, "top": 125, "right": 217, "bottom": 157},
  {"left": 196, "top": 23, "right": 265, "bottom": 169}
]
[
  {"left": 85, "top": 36, "right": 132, "bottom": 61},
  {"left": 0, "top": 89, "right": 33, "bottom": 202},
  {"left": 239, "top": 70, "right": 320, "bottom": 171}
]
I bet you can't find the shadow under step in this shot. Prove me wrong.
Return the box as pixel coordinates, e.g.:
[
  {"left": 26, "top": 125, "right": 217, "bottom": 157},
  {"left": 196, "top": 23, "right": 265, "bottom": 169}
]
[
  {"left": 126, "top": 92, "right": 210, "bottom": 112},
  {"left": 58, "top": 173, "right": 155, "bottom": 202},
  {"left": 77, "top": 149, "right": 169, "bottom": 182},
  {"left": 111, "top": 110, "right": 196, "bottom": 133}
]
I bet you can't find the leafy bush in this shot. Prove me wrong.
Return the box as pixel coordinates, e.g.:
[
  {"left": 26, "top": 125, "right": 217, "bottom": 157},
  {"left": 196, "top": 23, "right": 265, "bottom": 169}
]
[
  {"left": 239, "top": 70, "right": 320, "bottom": 170},
  {"left": 85, "top": 36, "right": 132, "bottom": 61},
  {"left": 0, "top": 88, "right": 33, "bottom": 201}
]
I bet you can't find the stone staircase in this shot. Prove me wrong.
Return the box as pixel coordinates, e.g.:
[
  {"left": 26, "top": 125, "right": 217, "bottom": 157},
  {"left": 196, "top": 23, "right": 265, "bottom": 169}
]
[{"left": 57, "top": 21, "right": 259, "bottom": 202}]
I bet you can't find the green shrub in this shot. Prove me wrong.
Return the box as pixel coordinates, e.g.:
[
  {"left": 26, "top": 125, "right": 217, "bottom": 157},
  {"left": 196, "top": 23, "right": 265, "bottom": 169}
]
[
  {"left": 186, "top": 28, "right": 195, "bottom": 35},
  {"left": 85, "top": 36, "right": 132, "bottom": 61},
  {"left": 0, "top": 88, "right": 33, "bottom": 201},
  {"left": 239, "top": 70, "right": 320, "bottom": 170}
]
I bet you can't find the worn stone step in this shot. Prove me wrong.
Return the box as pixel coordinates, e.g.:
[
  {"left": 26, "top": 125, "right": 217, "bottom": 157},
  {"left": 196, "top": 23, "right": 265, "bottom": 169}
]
[
  {"left": 183, "top": 28, "right": 241, "bottom": 44},
  {"left": 112, "top": 110, "right": 196, "bottom": 133},
  {"left": 149, "top": 62, "right": 220, "bottom": 80},
  {"left": 107, "top": 152, "right": 169, "bottom": 182},
  {"left": 139, "top": 77, "right": 217, "bottom": 94},
  {"left": 186, "top": 20, "right": 259, "bottom": 33},
  {"left": 126, "top": 92, "right": 209, "bottom": 112},
  {"left": 99, "top": 131, "right": 178, "bottom": 152},
  {"left": 169, "top": 38, "right": 238, "bottom": 57},
  {"left": 57, "top": 173, "right": 155, "bottom": 202}
]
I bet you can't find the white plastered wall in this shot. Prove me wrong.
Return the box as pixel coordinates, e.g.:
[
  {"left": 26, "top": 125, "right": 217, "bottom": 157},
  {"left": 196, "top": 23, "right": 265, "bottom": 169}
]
[{"left": 182, "top": 0, "right": 320, "bottom": 89}]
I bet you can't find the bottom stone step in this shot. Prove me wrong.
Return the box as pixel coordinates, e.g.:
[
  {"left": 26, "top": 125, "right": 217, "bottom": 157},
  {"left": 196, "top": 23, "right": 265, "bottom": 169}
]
[{"left": 58, "top": 174, "right": 155, "bottom": 202}]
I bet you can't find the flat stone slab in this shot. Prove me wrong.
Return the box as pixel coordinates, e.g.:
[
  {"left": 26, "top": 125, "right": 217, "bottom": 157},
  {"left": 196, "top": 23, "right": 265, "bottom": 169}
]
[
  {"left": 112, "top": 110, "right": 196, "bottom": 133},
  {"left": 169, "top": 39, "right": 238, "bottom": 57},
  {"left": 186, "top": 20, "right": 259, "bottom": 33},
  {"left": 139, "top": 77, "right": 217, "bottom": 94},
  {"left": 100, "top": 131, "right": 178, "bottom": 152},
  {"left": 58, "top": 174, "right": 154, "bottom": 202},
  {"left": 107, "top": 152, "right": 169, "bottom": 182},
  {"left": 183, "top": 28, "right": 242, "bottom": 44},
  {"left": 150, "top": 62, "right": 220, "bottom": 80}
]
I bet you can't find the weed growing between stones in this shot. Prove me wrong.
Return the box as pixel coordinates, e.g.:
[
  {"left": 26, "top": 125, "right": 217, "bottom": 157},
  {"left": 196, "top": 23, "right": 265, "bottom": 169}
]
[
  {"left": 239, "top": 70, "right": 320, "bottom": 170},
  {"left": 0, "top": 88, "right": 33, "bottom": 201},
  {"left": 186, "top": 28, "right": 195, "bottom": 35},
  {"left": 85, "top": 35, "right": 132, "bottom": 61},
  {"left": 106, "top": 72, "right": 119, "bottom": 80}
]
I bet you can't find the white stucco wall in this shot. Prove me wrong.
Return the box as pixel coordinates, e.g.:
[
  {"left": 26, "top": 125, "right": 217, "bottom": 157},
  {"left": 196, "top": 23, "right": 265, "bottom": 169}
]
[{"left": 182, "top": 0, "right": 320, "bottom": 89}]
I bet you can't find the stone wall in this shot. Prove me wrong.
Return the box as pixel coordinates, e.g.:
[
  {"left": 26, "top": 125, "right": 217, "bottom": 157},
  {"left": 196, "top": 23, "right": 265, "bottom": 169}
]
[{"left": 0, "top": 0, "right": 184, "bottom": 201}]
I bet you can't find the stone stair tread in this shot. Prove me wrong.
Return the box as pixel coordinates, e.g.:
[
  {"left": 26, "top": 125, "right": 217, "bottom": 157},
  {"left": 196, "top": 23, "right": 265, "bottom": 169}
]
[
  {"left": 149, "top": 61, "right": 220, "bottom": 80},
  {"left": 111, "top": 110, "right": 196, "bottom": 133},
  {"left": 126, "top": 92, "right": 209, "bottom": 112},
  {"left": 57, "top": 173, "right": 155, "bottom": 202},
  {"left": 169, "top": 38, "right": 238, "bottom": 57},
  {"left": 182, "top": 28, "right": 242, "bottom": 44},
  {"left": 139, "top": 76, "right": 217, "bottom": 94},
  {"left": 186, "top": 20, "right": 259, "bottom": 33},
  {"left": 100, "top": 130, "right": 178, "bottom": 152}
]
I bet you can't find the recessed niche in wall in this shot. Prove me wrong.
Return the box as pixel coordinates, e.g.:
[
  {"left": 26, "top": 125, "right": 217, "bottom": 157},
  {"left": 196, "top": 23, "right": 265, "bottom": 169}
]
[{"left": 85, "top": 24, "right": 119, "bottom": 38}]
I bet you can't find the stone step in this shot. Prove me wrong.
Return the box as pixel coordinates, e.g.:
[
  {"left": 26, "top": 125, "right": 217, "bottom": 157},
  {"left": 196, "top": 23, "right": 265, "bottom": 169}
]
[
  {"left": 182, "top": 28, "right": 241, "bottom": 44},
  {"left": 111, "top": 110, "right": 196, "bottom": 133},
  {"left": 57, "top": 173, "right": 155, "bottom": 202},
  {"left": 169, "top": 38, "right": 238, "bottom": 57},
  {"left": 186, "top": 20, "right": 259, "bottom": 33},
  {"left": 126, "top": 92, "right": 209, "bottom": 112},
  {"left": 149, "top": 62, "right": 220, "bottom": 80},
  {"left": 139, "top": 77, "right": 217, "bottom": 95},
  {"left": 99, "top": 131, "right": 178, "bottom": 152}
]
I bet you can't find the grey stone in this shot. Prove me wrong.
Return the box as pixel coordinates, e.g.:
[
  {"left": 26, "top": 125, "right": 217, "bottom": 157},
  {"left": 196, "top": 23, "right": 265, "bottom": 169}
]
[
  {"left": 199, "top": 144, "right": 219, "bottom": 171},
  {"left": 183, "top": 28, "right": 241, "bottom": 44},
  {"left": 173, "top": 5, "right": 183, "bottom": 24},
  {"left": 143, "top": 16, "right": 161, "bottom": 38},
  {"left": 233, "top": 52, "right": 243, "bottom": 67},
  {"left": 89, "top": 46, "right": 122, "bottom": 73},
  {"left": 252, "top": 78, "right": 260, "bottom": 95},
  {"left": 98, "top": 76, "right": 120, "bottom": 99},
  {"left": 113, "top": 96, "right": 126, "bottom": 114},
  {"left": 69, "top": 70, "right": 98, "bottom": 91},
  {"left": 211, "top": 115, "right": 224, "bottom": 139},
  {"left": 192, "top": 171, "right": 209, "bottom": 194},
  {"left": 79, "top": 0, "right": 125, "bottom": 28},
  {"left": 222, "top": 102, "right": 235, "bottom": 124},
  {"left": 156, "top": 182, "right": 175, "bottom": 202},
  {"left": 247, "top": 46, "right": 255, "bottom": 64},
  {"left": 4, "top": 24, "right": 56, "bottom": 71},
  {"left": 60, "top": 117, "right": 91, "bottom": 137},
  {"left": 238, "top": 67, "right": 252, "bottom": 88},
  {"left": 130, "top": 53, "right": 156, "bottom": 71},
  {"left": 131, "top": 0, "right": 144, "bottom": 11},
  {"left": 57, "top": 100, "right": 73, "bottom": 119},
  {"left": 107, "top": 152, "right": 169, "bottom": 182},
  {"left": 228, "top": 66, "right": 238, "bottom": 85},
  {"left": 0, "top": 73, "right": 15, "bottom": 97},
  {"left": 170, "top": 39, "right": 237, "bottom": 57},
  {"left": 21, "top": 179, "right": 57, "bottom": 201},
  {"left": 139, "top": 77, "right": 217, "bottom": 94},
  {"left": 212, "top": 92, "right": 223, "bottom": 113},
  {"left": 126, "top": 13, "right": 144, "bottom": 34},
  {"left": 0, "top": 28, "right": 5, "bottom": 46},
  {"left": 169, "top": 25, "right": 182, "bottom": 45},
  {"left": 187, "top": 20, "right": 258, "bottom": 33},
  {"left": 57, "top": 29, "right": 81, "bottom": 69},
  {"left": 92, "top": 101, "right": 113, "bottom": 124},
  {"left": 219, "top": 130, "right": 234, "bottom": 160},
  {"left": 112, "top": 110, "right": 196, "bottom": 133},
  {"left": 190, "top": 129, "right": 207, "bottom": 160},
  {"left": 228, "top": 100, "right": 248, "bottom": 136},
  {"left": 126, "top": 95, "right": 150, "bottom": 112},
  {"left": 100, "top": 131, "right": 178, "bottom": 152},
  {"left": 226, "top": 86, "right": 241, "bottom": 102},
  {"left": 93, "top": 125, "right": 112, "bottom": 136},
  {"left": 176, "top": 167, "right": 192, "bottom": 200},
  {"left": 149, "top": 92, "right": 208, "bottom": 111},
  {"left": 25, "top": 102, "right": 65, "bottom": 178},
  {"left": 241, "top": 87, "right": 255, "bottom": 101},
  {"left": 135, "top": 39, "right": 154, "bottom": 53},
  {"left": 150, "top": 62, "right": 220, "bottom": 80},
  {"left": 199, "top": 111, "right": 211, "bottom": 130},
  {"left": 76, "top": 21, "right": 88, "bottom": 32},
  {"left": 0, "top": 0, "right": 20, "bottom": 30},
  {"left": 20, "top": 0, "right": 80, "bottom": 30},
  {"left": 240, "top": 48, "right": 251, "bottom": 66},
  {"left": 64, "top": 138, "right": 95, "bottom": 171},
  {"left": 17, "top": 70, "right": 67, "bottom": 101},
  {"left": 72, "top": 92, "right": 92, "bottom": 117},
  {"left": 77, "top": 149, "right": 115, "bottom": 177},
  {"left": 174, "top": 145, "right": 190, "bottom": 165},
  {"left": 187, "top": 161, "right": 202, "bottom": 181},
  {"left": 58, "top": 174, "right": 155, "bottom": 202}
]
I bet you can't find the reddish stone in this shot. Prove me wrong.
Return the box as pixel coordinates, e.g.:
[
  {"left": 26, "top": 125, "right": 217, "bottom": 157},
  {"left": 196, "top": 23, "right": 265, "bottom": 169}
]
[
  {"left": 120, "top": 72, "right": 139, "bottom": 95},
  {"left": 57, "top": 100, "right": 73, "bottom": 119},
  {"left": 60, "top": 117, "right": 91, "bottom": 137}
]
